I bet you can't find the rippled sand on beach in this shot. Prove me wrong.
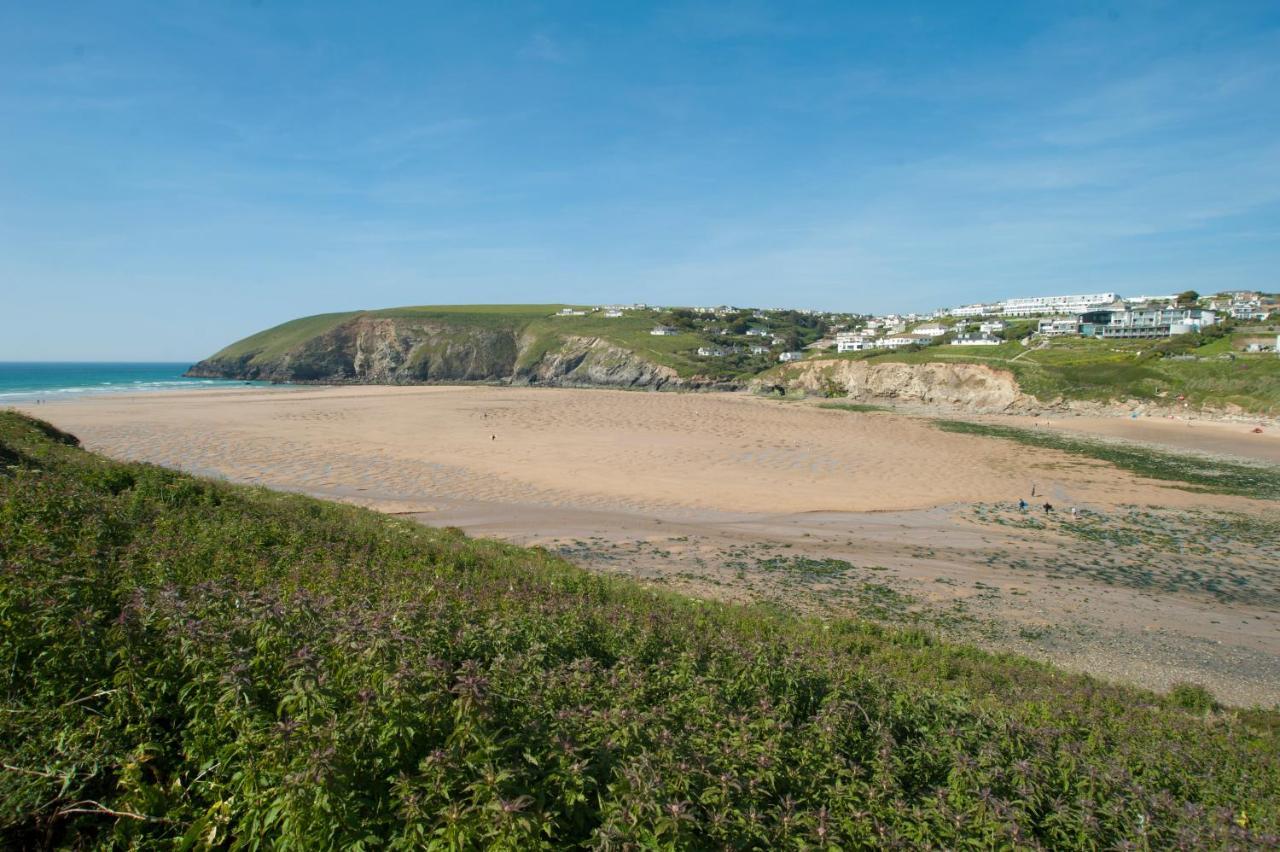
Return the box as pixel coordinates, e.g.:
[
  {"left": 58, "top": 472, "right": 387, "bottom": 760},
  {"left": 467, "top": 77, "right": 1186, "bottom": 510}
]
[
  {"left": 16, "top": 384, "right": 1263, "bottom": 515},
  {"left": 14, "top": 385, "right": 1279, "bottom": 707}
]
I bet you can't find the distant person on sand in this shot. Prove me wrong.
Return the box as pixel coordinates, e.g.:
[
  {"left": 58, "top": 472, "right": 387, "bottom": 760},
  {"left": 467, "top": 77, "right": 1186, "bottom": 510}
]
[
  {"left": 1018, "top": 499, "right": 1027, "bottom": 511},
  {"left": 1030, "top": 483, "right": 1036, "bottom": 497},
  {"left": 1043, "top": 502, "right": 1053, "bottom": 513}
]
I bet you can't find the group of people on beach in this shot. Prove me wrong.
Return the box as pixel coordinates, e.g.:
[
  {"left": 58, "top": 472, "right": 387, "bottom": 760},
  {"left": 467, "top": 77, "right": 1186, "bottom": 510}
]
[{"left": 1018, "top": 482, "right": 1077, "bottom": 517}]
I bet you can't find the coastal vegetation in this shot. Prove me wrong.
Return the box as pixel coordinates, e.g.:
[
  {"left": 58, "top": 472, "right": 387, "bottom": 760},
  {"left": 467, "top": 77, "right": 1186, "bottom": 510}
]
[
  {"left": 3, "top": 410, "right": 1279, "bottom": 848},
  {"left": 933, "top": 419, "right": 1280, "bottom": 500}
]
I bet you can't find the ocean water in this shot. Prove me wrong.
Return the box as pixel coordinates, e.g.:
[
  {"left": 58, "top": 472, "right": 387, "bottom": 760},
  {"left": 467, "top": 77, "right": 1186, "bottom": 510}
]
[{"left": 0, "top": 362, "right": 275, "bottom": 403}]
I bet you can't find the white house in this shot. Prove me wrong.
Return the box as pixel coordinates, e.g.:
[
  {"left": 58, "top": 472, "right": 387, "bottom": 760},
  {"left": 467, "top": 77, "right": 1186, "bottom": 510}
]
[
  {"left": 697, "top": 346, "right": 727, "bottom": 357},
  {"left": 749, "top": 344, "right": 771, "bottom": 355},
  {"left": 603, "top": 309, "right": 623, "bottom": 318},
  {"left": 913, "top": 324, "right": 949, "bottom": 337},
  {"left": 978, "top": 320, "right": 1007, "bottom": 334},
  {"left": 778, "top": 351, "right": 805, "bottom": 363},
  {"left": 879, "top": 335, "right": 926, "bottom": 349},
  {"left": 951, "top": 332, "right": 1001, "bottom": 346},
  {"left": 745, "top": 327, "right": 771, "bottom": 337},
  {"left": 556, "top": 308, "right": 587, "bottom": 317},
  {"left": 650, "top": 325, "right": 679, "bottom": 336}
]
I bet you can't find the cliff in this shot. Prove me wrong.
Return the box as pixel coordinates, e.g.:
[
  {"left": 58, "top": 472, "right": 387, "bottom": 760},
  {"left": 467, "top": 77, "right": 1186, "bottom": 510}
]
[
  {"left": 187, "top": 310, "right": 686, "bottom": 390},
  {"left": 758, "top": 359, "right": 1037, "bottom": 412}
]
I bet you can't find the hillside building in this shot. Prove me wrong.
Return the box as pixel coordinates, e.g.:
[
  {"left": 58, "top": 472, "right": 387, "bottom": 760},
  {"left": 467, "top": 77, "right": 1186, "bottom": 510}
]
[
  {"left": 1002, "top": 292, "right": 1119, "bottom": 317},
  {"left": 1078, "top": 306, "right": 1217, "bottom": 339},
  {"left": 951, "top": 332, "right": 1001, "bottom": 346}
]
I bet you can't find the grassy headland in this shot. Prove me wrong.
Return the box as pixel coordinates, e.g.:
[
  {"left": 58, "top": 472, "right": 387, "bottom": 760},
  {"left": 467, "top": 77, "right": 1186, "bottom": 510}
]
[{"left": 2, "top": 410, "right": 1278, "bottom": 848}]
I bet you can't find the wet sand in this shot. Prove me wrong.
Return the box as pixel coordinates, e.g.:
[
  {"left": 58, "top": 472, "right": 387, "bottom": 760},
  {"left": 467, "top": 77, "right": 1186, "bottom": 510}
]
[{"left": 14, "top": 385, "right": 1280, "bottom": 707}]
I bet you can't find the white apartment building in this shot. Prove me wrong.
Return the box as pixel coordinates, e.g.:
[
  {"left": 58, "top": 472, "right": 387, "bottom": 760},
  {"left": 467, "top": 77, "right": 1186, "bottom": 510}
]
[
  {"left": 1037, "top": 317, "right": 1080, "bottom": 337},
  {"left": 1002, "top": 293, "right": 1119, "bottom": 317},
  {"left": 835, "top": 332, "right": 876, "bottom": 353},
  {"left": 950, "top": 303, "right": 1001, "bottom": 318}
]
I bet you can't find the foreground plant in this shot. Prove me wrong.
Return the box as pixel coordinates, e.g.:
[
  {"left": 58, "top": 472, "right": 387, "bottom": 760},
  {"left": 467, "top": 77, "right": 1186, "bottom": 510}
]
[{"left": 1, "top": 411, "right": 1276, "bottom": 848}]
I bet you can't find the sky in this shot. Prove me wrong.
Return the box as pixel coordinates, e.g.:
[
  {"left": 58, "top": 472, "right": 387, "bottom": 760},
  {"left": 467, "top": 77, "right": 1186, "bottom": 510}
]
[{"left": 2, "top": 1, "right": 1278, "bottom": 360}]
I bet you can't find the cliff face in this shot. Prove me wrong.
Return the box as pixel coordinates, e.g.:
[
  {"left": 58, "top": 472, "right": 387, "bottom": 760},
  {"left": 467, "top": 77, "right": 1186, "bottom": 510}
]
[
  {"left": 759, "top": 359, "right": 1035, "bottom": 412},
  {"left": 187, "top": 315, "right": 682, "bottom": 390}
]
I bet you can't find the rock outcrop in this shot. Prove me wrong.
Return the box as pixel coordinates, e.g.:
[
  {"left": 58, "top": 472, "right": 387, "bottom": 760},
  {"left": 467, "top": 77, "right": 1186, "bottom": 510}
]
[{"left": 760, "top": 359, "right": 1036, "bottom": 412}]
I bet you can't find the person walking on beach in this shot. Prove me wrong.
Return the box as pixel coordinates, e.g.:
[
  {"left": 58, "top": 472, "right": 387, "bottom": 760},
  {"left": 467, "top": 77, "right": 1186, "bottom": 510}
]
[
  {"left": 1043, "top": 502, "right": 1053, "bottom": 514},
  {"left": 1030, "top": 483, "right": 1036, "bottom": 497},
  {"left": 1018, "top": 498, "right": 1027, "bottom": 511}
]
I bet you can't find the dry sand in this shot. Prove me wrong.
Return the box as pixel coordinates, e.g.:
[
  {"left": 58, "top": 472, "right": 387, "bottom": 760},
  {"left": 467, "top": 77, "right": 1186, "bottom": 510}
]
[{"left": 13, "top": 385, "right": 1280, "bottom": 707}]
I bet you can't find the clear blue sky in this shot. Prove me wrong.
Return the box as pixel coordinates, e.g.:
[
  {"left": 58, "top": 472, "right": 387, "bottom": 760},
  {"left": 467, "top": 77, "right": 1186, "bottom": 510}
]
[{"left": 2, "top": 1, "right": 1278, "bottom": 360}]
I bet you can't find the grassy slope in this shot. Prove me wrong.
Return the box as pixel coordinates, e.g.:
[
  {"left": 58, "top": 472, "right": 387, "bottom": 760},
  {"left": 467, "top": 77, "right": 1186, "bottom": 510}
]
[
  {"left": 1, "top": 411, "right": 1278, "bottom": 848},
  {"left": 206, "top": 306, "right": 717, "bottom": 379},
  {"left": 207, "top": 312, "right": 364, "bottom": 363}
]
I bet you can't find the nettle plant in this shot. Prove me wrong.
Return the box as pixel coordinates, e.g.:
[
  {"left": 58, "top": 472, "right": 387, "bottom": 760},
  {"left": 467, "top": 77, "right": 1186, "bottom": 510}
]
[{"left": 0, "top": 411, "right": 1277, "bottom": 849}]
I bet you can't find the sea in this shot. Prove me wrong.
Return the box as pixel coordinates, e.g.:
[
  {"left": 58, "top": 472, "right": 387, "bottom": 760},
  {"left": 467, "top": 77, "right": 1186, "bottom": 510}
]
[{"left": 0, "top": 362, "right": 276, "bottom": 403}]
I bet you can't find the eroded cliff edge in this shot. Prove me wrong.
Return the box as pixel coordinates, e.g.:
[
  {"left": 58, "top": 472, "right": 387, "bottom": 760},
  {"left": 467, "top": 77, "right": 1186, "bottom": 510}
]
[{"left": 756, "top": 359, "right": 1039, "bottom": 412}]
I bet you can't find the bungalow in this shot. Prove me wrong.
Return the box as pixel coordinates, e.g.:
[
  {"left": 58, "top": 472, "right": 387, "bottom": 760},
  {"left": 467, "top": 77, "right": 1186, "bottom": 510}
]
[
  {"left": 913, "top": 324, "right": 949, "bottom": 337},
  {"left": 778, "top": 351, "right": 805, "bottom": 363},
  {"left": 749, "top": 344, "right": 771, "bottom": 355},
  {"left": 603, "top": 309, "right": 623, "bottom": 318},
  {"left": 745, "top": 327, "right": 772, "bottom": 337},
  {"left": 879, "top": 335, "right": 927, "bottom": 349},
  {"left": 978, "top": 320, "right": 1007, "bottom": 334},
  {"left": 697, "top": 346, "right": 727, "bottom": 357},
  {"left": 556, "top": 308, "right": 587, "bottom": 317},
  {"left": 650, "top": 325, "right": 680, "bottom": 336}
]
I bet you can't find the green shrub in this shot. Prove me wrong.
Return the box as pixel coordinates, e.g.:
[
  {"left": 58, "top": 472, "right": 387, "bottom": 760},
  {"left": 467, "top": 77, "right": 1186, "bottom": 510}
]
[{"left": 1168, "top": 682, "right": 1219, "bottom": 714}]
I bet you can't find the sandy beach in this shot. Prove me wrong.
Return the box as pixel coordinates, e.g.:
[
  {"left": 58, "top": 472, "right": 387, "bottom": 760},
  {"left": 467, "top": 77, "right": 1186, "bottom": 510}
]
[{"left": 14, "top": 385, "right": 1280, "bottom": 707}]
